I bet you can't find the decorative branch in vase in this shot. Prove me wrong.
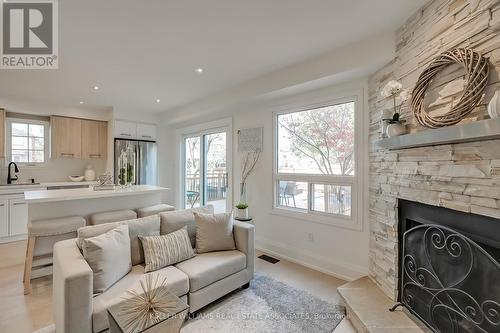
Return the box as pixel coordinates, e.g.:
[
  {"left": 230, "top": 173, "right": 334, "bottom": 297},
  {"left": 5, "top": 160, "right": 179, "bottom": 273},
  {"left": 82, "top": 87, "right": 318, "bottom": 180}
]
[
  {"left": 238, "top": 149, "right": 260, "bottom": 217},
  {"left": 381, "top": 80, "right": 411, "bottom": 138}
]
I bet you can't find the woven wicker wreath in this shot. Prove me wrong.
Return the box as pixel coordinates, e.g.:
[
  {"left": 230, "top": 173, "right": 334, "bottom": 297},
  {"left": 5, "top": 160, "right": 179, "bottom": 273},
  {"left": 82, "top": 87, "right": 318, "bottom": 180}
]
[{"left": 411, "top": 48, "right": 489, "bottom": 129}]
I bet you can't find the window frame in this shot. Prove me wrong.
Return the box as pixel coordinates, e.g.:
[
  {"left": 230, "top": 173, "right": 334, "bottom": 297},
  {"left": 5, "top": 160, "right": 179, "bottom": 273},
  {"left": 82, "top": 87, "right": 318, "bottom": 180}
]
[
  {"left": 272, "top": 94, "right": 364, "bottom": 231},
  {"left": 5, "top": 118, "right": 50, "bottom": 167}
]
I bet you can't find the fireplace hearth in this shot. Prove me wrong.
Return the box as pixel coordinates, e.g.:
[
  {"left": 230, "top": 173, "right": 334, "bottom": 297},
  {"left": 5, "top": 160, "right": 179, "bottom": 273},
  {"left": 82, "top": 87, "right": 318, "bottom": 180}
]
[{"left": 396, "top": 199, "right": 500, "bottom": 333}]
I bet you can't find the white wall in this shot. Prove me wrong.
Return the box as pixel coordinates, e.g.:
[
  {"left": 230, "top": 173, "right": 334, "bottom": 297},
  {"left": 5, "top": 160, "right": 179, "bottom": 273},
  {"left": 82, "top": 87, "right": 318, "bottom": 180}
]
[{"left": 159, "top": 79, "right": 370, "bottom": 280}]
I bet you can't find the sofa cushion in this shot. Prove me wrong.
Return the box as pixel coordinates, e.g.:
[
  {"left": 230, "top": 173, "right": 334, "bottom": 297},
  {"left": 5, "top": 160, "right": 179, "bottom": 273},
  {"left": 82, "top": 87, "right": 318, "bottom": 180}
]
[
  {"left": 175, "top": 250, "right": 246, "bottom": 292},
  {"left": 82, "top": 225, "right": 131, "bottom": 294},
  {"left": 92, "top": 265, "right": 189, "bottom": 333},
  {"left": 77, "top": 215, "right": 160, "bottom": 265},
  {"left": 160, "top": 205, "right": 214, "bottom": 247},
  {"left": 194, "top": 212, "right": 236, "bottom": 253},
  {"left": 140, "top": 227, "right": 195, "bottom": 272}
]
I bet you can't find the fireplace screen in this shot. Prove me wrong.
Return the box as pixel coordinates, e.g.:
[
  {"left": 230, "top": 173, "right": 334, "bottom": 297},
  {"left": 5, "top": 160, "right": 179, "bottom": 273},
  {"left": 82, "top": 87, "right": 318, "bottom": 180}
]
[{"left": 402, "top": 224, "right": 500, "bottom": 332}]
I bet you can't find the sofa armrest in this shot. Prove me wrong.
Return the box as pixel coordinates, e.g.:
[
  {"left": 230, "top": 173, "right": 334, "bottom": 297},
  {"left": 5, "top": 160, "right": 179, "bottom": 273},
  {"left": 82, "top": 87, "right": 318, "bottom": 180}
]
[
  {"left": 233, "top": 221, "right": 255, "bottom": 276},
  {"left": 53, "top": 239, "right": 93, "bottom": 333}
]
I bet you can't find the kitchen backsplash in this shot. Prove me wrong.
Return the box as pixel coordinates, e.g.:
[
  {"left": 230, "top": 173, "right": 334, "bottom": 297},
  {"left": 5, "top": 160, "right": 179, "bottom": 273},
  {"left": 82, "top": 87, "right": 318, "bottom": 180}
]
[{"left": 0, "top": 158, "right": 106, "bottom": 183}]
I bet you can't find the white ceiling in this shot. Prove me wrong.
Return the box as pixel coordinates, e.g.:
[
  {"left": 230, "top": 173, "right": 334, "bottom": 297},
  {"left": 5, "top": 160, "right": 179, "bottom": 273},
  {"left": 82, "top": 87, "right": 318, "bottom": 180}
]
[{"left": 0, "top": 0, "right": 427, "bottom": 115}]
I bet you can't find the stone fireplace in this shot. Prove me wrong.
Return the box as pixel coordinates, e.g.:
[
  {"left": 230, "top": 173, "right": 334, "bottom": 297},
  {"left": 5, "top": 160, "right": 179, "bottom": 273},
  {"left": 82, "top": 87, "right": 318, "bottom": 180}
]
[
  {"left": 397, "top": 199, "right": 500, "bottom": 332},
  {"left": 368, "top": 0, "right": 500, "bottom": 303}
]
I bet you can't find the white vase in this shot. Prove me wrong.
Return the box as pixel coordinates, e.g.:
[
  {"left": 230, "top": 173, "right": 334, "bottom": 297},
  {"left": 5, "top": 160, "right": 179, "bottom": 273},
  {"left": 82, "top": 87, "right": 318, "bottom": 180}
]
[
  {"left": 237, "top": 208, "right": 249, "bottom": 220},
  {"left": 386, "top": 123, "right": 407, "bottom": 138},
  {"left": 84, "top": 165, "right": 95, "bottom": 181},
  {"left": 488, "top": 91, "right": 500, "bottom": 119}
]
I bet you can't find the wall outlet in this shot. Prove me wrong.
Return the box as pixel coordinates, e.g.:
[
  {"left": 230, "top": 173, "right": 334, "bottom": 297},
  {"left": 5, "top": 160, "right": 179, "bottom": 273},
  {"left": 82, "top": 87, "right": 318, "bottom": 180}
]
[{"left": 307, "top": 232, "right": 314, "bottom": 242}]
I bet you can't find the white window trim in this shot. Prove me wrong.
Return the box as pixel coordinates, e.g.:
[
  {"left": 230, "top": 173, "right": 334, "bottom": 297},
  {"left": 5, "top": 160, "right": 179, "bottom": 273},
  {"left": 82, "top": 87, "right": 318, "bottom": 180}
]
[
  {"left": 271, "top": 92, "right": 365, "bottom": 231},
  {"left": 5, "top": 118, "right": 50, "bottom": 167},
  {"left": 175, "top": 117, "right": 233, "bottom": 212}
]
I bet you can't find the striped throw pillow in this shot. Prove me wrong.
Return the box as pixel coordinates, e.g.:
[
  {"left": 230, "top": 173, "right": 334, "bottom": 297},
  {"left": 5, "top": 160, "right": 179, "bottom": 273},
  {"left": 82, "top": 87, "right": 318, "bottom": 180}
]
[{"left": 139, "top": 227, "right": 195, "bottom": 272}]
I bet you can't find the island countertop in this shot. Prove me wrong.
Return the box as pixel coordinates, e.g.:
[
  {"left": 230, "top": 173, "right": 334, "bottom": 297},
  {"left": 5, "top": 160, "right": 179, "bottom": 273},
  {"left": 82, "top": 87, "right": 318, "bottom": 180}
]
[{"left": 24, "top": 185, "right": 168, "bottom": 203}]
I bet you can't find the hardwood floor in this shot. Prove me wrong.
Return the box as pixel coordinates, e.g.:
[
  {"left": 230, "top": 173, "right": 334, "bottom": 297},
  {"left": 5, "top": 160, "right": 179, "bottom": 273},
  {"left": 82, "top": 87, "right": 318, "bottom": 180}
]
[{"left": 0, "top": 241, "right": 355, "bottom": 333}]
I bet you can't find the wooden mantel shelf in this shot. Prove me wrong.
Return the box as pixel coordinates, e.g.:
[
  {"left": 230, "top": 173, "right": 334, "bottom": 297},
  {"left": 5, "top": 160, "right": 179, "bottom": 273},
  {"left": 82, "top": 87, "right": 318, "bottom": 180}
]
[{"left": 374, "top": 118, "right": 500, "bottom": 150}]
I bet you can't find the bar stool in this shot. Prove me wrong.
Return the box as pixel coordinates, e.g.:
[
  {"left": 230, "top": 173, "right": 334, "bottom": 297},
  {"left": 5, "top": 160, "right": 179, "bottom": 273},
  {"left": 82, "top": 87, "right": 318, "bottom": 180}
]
[
  {"left": 90, "top": 209, "right": 137, "bottom": 225},
  {"left": 23, "top": 215, "right": 86, "bottom": 294},
  {"left": 136, "top": 204, "right": 175, "bottom": 217}
]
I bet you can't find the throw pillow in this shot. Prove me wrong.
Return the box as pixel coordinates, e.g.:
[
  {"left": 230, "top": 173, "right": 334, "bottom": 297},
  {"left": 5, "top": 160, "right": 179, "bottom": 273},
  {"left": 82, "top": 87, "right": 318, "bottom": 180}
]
[
  {"left": 194, "top": 212, "right": 236, "bottom": 253},
  {"left": 82, "top": 224, "right": 132, "bottom": 294},
  {"left": 77, "top": 215, "right": 160, "bottom": 265},
  {"left": 139, "top": 227, "right": 195, "bottom": 272}
]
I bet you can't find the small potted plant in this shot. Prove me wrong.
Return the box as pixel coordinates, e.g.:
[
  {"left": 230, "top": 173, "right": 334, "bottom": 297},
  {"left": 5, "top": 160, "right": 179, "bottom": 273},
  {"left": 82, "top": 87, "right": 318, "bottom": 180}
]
[
  {"left": 386, "top": 112, "right": 407, "bottom": 137},
  {"left": 381, "top": 80, "right": 410, "bottom": 137},
  {"left": 235, "top": 203, "right": 249, "bottom": 220}
]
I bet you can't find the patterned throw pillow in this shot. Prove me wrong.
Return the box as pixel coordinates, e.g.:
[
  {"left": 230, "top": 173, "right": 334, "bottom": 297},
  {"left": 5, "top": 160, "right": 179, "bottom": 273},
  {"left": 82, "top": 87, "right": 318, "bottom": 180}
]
[{"left": 139, "top": 227, "right": 195, "bottom": 272}]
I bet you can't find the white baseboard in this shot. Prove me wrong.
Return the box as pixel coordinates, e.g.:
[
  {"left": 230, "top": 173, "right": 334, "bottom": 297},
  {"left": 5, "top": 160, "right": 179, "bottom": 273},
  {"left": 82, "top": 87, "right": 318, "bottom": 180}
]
[{"left": 255, "top": 237, "right": 367, "bottom": 282}]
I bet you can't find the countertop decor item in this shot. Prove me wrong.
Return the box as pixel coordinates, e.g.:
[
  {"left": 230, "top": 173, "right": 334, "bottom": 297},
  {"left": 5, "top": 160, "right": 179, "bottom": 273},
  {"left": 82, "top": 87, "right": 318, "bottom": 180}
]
[
  {"left": 109, "top": 274, "right": 188, "bottom": 333},
  {"left": 68, "top": 175, "right": 85, "bottom": 182},
  {"left": 488, "top": 90, "right": 500, "bottom": 119},
  {"left": 84, "top": 165, "right": 96, "bottom": 181},
  {"left": 411, "top": 48, "right": 490, "bottom": 129}
]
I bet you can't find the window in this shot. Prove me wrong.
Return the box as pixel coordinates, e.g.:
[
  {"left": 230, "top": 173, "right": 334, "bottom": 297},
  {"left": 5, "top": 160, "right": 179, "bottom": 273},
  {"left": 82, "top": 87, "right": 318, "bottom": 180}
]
[
  {"left": 274, "top": 97, "right": 361, "bottom": 228},
  {"left": 6, "top": 119, "right": 49, "bottom": 165}
]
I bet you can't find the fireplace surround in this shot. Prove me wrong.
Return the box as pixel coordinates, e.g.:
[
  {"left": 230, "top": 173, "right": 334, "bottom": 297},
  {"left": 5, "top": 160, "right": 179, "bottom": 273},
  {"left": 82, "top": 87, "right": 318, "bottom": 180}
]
[{"left": 397, "top": 199, "right": 500, "bottom": 332}]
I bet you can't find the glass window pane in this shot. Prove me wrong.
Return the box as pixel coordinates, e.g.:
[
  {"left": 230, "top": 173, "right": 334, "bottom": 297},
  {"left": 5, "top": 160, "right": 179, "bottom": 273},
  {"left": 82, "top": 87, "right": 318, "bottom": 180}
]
[
  {"left": 185, "top": 137, "right": 201, "bottom": 209},
  {"left": 277, "top": 102, "right": 355, "bottom": 175},
  {"left": 312, "top": 184, "right": 351, "bottom": 217},
  {"left": 29, "top": 124, "right": 44, "bottom": 137},
  {"left": 12, "top": 123, "right": 28, "bottom": 136},
  {"left": 277, "top": 181, "right": 308, "bottom": 210},
  {"left": 12, "top": 136, "right": 28, "bottom": 150},
  {"left": 204, "top": 132, "right": 227, "bottom": 213},
  {"left": 29, "top": 137, "right": 44, "bottom": 150},
  {"left": 29, "top": 150, "right": 44, "bottom": 163},
  {"left": 12, "top": 150, "right": 28, "bottom": 163}
]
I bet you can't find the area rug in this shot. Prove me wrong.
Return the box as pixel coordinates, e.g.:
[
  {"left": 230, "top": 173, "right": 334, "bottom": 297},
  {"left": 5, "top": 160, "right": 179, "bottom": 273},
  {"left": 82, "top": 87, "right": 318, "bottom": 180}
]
[
  {"left": 182, "top": 275, "right": 345, "bottom": 333},
  {"left": 33, "top": 275, "right": 345, "bottom": 333}
]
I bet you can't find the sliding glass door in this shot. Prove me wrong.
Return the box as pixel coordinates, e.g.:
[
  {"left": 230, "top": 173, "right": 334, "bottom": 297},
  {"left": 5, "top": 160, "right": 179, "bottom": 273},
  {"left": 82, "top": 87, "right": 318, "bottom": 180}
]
[{"left": 183, "top": 129, "right": 229, "bottom": 213}]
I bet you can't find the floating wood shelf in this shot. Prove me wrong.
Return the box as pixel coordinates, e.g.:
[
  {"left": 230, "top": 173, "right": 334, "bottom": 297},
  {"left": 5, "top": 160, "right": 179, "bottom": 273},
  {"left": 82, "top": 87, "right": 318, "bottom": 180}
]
[{"left": 374, "top": 118, "right": 500, "bottom": 150}]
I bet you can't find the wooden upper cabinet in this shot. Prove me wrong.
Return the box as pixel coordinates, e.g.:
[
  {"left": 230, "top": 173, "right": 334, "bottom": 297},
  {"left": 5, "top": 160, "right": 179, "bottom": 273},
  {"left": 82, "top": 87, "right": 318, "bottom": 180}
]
[
  {"left": 81, "top": 119, "right": 107, "bottom": 159},
  {"left": 0, "top": 109, "right": 5, "bottom": 158},
  {"left": 51, "top": 116, "right": 82, "bottom": 159}
]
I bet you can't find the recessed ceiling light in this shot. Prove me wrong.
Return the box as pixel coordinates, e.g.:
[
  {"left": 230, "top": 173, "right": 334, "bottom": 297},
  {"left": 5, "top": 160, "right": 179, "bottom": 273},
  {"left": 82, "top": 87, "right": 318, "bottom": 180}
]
[
  {"left": 196, "top": 68, "right": 203, "bottom": 73},
  {"left": 155, "top": 99, "right": 161, "bottom": 103},
  {"left": 92, "top": 85, "right": 100, "bottom": 91},
  {"left": 79, "top": 101, "right": 84, "bottom": 104}
]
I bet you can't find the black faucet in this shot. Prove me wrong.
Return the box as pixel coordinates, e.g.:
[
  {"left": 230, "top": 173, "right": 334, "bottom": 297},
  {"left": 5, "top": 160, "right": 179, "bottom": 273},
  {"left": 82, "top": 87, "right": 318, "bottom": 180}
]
[{"left": 7, "top": 162, "right": 19, "bottom": 184}]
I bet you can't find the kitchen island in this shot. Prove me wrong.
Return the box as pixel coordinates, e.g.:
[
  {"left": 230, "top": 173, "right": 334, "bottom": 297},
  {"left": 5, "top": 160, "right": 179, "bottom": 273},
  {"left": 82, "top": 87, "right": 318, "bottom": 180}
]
[{"left": 25, "top": 185, "right": 169, "bottom": 222}]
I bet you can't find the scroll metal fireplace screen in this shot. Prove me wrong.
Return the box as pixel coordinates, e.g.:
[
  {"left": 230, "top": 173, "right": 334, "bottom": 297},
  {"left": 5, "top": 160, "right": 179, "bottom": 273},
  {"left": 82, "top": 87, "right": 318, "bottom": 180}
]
[{"left": 402, "top": 224, "right": 500, "bottom": 332}]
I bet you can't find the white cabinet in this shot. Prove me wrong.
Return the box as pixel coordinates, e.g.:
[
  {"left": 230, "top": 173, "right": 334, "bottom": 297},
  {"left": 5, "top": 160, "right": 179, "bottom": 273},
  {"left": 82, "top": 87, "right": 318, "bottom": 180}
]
[
  {"left": 137, "top": 123, "right": 157, "bottom": 141},
  {"left": 114, "top": 120, "right": 137, "bottom": 139},
  {"left": 0, "top": 199, "right": 8, "bottom": 237},
  {"left": 9, "top": 198, "right": 28, "bottom": 237}
]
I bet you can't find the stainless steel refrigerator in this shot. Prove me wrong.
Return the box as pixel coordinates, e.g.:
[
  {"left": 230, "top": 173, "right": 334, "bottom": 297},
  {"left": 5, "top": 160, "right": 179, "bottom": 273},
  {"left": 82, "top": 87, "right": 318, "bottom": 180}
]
[{"left": 114, "top": 139, "right": 158, "bottom": 185}]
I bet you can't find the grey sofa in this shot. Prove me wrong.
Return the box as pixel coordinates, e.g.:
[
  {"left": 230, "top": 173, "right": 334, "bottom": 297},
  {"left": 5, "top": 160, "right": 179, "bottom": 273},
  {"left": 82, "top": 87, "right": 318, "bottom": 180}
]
[{"left": 52, "top": 206, "right": 255, "bottom": 333}]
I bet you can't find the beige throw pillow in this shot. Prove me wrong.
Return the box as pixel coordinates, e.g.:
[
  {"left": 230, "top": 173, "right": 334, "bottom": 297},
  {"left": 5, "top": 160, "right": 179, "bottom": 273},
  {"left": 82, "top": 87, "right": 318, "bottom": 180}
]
[
  {"left": 82, "top": 224, "right": 132, "bottom": 294},
  {"left": 139, "top": 227, "right": 195, "bottom": 273},
  {"left": 194, "top": 212, "right": 236, "bottom": 253}
]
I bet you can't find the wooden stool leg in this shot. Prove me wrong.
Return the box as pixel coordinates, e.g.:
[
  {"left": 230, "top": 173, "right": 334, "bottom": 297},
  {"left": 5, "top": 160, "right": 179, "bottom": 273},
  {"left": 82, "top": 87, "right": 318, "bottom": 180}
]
[{"left": 23, "top": 237, "right": 36, "bottom": 295}]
